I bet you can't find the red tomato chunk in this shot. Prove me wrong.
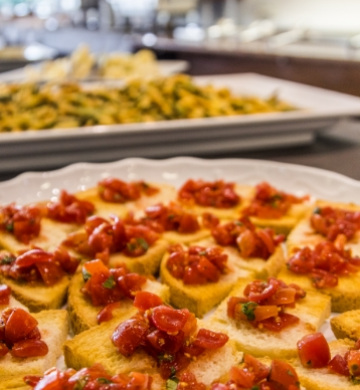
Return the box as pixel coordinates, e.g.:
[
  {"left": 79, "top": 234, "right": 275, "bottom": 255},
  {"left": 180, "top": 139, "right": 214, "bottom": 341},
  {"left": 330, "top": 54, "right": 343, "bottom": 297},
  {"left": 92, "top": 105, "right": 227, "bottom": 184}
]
[
  {"left": 227, "top": 278, "right": 305, "bottom": 332},
  {"left": 0, "top": 284, "right": 11, "bottom": 305},
  {"left": 0, "top": 307, "right": 48, "bottom": 359}
]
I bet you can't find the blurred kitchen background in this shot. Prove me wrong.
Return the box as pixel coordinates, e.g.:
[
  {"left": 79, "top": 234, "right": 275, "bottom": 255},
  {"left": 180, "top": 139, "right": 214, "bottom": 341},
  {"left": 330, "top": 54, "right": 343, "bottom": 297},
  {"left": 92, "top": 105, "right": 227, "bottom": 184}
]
[{"left": 2, "top": 0, "right": 360, "bottom": 96}]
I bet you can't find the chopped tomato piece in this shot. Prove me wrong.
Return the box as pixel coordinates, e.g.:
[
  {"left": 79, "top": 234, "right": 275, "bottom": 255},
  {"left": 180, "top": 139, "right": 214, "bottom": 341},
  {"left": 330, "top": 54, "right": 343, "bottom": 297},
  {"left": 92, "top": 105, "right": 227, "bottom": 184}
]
[
  {"left": 347, "top": 350, "right": 360, "bottom": 377},
  {"left": 193, "top": 328, "right": 229, "bottom": 349},
  {"left": 0, "top": 284, "right": 11, "bottom": 305},
  {"left": 297, "top": 332, "right": 331, "bottom": 368},
  {"left": 133, "top": 291, "right": 163, "bottom": 311},
  {"left": 11, "top": 339, "right": 48, "bottom": 358},
  {"left": 151, "top": 306, "right": 190, "bottom": 334},
  {"left": 268, "top": 360, "right": 300, "bottom": 389},
  {"left": 4, "top": 308, "right": 38, "bottom": 344}
]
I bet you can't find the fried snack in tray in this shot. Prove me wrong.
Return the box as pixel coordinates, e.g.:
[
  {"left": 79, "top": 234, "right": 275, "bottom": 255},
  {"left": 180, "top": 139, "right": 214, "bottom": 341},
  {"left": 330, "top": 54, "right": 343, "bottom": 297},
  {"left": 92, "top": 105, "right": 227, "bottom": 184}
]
[{"left": 0, "top": 74, "right": 296, "bottom": 132}]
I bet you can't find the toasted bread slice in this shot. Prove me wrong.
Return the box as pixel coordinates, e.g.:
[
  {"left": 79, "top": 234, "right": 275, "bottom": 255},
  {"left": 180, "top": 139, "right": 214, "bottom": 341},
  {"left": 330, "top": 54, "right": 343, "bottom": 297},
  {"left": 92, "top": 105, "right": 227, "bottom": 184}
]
[
  {"left": 0, "top": 217, "right": 78, "bottom": 254},
  {"left": 64, "top": 318, "right": 243, "bottom": 387},
  {"left": 67, "top": 271, "right": 170, "bottom": 334},
  {"left": 286, "top": 200, "right": 360, "bottom": 255},
  {"left": 108, "top": 239, "right": 169, "bottom": 275},
  {"left": 277, "top": 266, "right": 360, "bottom": 313},
  {"left": 290, "top": 338, "right": 360, "bottom": 390},
  {"left": 196, "top": 237, "right": 285, "bottom": 279},
  {"left": 0, "top": 309, "right": 68, "bottom": 379},
  {"left": 0, "top": 377, "right": 30, "bottom": 390},
  {"left": 206, "top": 278, "right": 331, "bottom": 359},
  {"left": 75, "top": 183, "right": 177, "bottom": 220},
  {"left": 160, "top": 249, "right": 253, "bottom": 318},
  {"left": 330, "top": 310, "right": 360, "bottom": 341},
  {"left": 0, "top": 275, "right": 70, "bottom": 312}
]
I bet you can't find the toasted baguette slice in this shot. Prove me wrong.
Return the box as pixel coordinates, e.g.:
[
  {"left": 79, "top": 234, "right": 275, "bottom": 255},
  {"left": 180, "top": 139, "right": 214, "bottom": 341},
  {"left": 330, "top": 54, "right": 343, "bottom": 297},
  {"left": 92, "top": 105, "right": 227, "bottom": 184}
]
[
  {"left": 108, "top": 239, "right": 169, "bottom": 275},
  {"left": 64, "top": 318, "right": 243, "bottom": 387},
  {"left": 75, "top": 183, "right": 177, "bottom": 220},
  {"left": 0, "top": 309, "right": 68, "bottom": 379},
  {"left": 177, "top": 184, "right": 254, "bottom": 220},
  {"left": 277, "top": 266, "right": 360, "bottom": 313},
  {"left": 0, "top": 377, "right": 30, "bottom": 390},
  {"left": 286, "top": 200, "right": 360, "bottom": 255},
  {"left": 206, "top": 278, "right": 331, "bottom": 359},
  {"left": 290, "top": 338, "right": 360, "bottom": 390},
  {"left": 0, "top": 275, "right": 70, "bottom": 312},
  {"left": 330, "top": 310, "right": 360, "bottom": 341},
  {"left": 196, "top": 237, "right": 285, "bottom": 279},
  {"left": 160, "top": 249, "right": 253, "bottom": 318},
  {"left": 248, "top": 201, "right": 312, "bottom": 236},
  {"left": 67, "top": 271, "right": 170, "bottom": 334},
  {"left": 0, "top": 218, "right": 78, "bottom": 254}
]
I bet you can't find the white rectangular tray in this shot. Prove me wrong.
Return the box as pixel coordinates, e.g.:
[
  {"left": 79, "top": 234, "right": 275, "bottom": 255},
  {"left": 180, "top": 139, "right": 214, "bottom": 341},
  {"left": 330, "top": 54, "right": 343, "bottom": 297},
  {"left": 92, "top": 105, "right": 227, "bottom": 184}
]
[{"left": 0, "top": 73, "right": 360, "bottom": 173}]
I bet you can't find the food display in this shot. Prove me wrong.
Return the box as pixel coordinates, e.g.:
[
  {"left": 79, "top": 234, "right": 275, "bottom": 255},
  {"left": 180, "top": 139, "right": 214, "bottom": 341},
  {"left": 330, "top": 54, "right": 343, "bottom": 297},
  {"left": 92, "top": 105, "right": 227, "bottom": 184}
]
[
  {"left": 0, "top": 158, "right": 360, "bottom": 390},
  {"left": 0, "top": 74, "right": 295, "bottom": 132}
]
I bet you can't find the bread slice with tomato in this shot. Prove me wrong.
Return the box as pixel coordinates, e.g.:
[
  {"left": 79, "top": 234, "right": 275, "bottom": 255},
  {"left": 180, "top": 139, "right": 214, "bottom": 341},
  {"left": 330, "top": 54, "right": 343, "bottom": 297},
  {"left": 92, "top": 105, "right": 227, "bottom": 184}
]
[
  {"left": 176, "top": 180, "right": 254, "bottom": 220},
  {"left": 291, "top": 336, "right": 360, "bottom": 390},
  {"left": 239, "top": 182, "right": 312, "bottom": 236},
  {"left": 64, "top": 292, "right": 243, "bottom": 388},
  {"left": 67, "top": 260, "right": 170, "bottom": 334},
  {"left": 277, "top": 240, "right": 360, "bottom": 313},
  {"left": 160, "top": 244, "right": 253, "bottom": 318},
  {"left": 0, "top": 309, "right": 68, "bottom": 381},
  {"left": 205, "top": 277, "right": 331, "bottom": 359},
  {"left": 330, "top": 310, "right": 360, "bottom": 341},
  {"left": 286, "top": 200, "right": 360, "bottom": 255},
  {"left": 75, "top": 180, "right": 177, "bottom": 220}
]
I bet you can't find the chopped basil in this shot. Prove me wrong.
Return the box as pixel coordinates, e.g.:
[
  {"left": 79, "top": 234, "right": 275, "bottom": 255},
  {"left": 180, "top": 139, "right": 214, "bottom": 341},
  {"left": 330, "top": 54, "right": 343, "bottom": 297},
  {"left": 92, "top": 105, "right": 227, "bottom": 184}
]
[
  {"left": 137, "top": 237, "right": 149, "bottom": 251},
  {"left": 5, "top": 222, "right": 14, "bottom": 232},
  {"left": 0, "top": 254, "right": 15, "bottom": 265},
  {"left": 74, "top": 377, "right": 88, "bottom": 390},
  {"left": 97, "top": 377, "right": 112, "bottom": 384},
  {"left": 241, "top": 302, "right": 258, "bottom": 321},
  {"left": 313, "top": 206, "right": 321, "bottom": 215},
  {"left": 102, "top": 275, "right": 116, "bottom": 289},
  {"left": 166, "top": 378, "right": 179, "bottom": 390},
  {"left": 82, "top": 268, "right": 91, "bottom": 282},
  {"left": 251, "top": 386, "right": 260, "bottom": 390}
]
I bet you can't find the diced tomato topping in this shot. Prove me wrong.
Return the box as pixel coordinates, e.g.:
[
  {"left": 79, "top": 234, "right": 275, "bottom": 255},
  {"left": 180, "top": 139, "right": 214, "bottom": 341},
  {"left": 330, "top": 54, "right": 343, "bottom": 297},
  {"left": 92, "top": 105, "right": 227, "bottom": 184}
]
[
  {"left": 46, "top": 190, "right": 94, "bottom": 224},
  {"left": 64, "top": 216, "right": 158, "bottom": 263},
  {"left": 98, "top": 178, "right": 158, "bottom": 203},
  {"left": 0, "top": 284, "right": 11, "bottom": 305},
  {"left": 129, "top": 202, "right": 201, "bottom": 234},
  {"left": 0, "top": 307, "right": 48, "bottom": 359},
  {"left": 211, "top": 355, "right": 299, "bottom": 390},
  {"left": 297, "top": 332, "right": 331, "bottom": 368},
  {"left": 0, "top": 247, "right": 78, "bottom": 286},
  {"left": 178, "top": 179, "right": 240, "bottom": 209},
  {"left": 0, "top": 203, "right": 43, "bottom": 244},
  {"left": 177, "top": 371, "right": 206, "bottom": 390},
  {"left": 328, "top": 354, "right": 350, "bottom": 376},
  {"left": 25, "top": 364, "right": 153, "bottom": 390},
  {"left": 166, "top": 244, "right": 228, "bottom": 285},
  {"left": 242, "top": 182, "right": 308, "bottom": 219},
  {"left": 287, "top": 242, "right": 360, "bottom": 289},
  {"left": 81, "top": 260, "right": 147, "bottom": 320},
  {"left": 112, "top": 296, "right": 228, "bottom": 379},
  {"left": 227, "top": 278, "right": 304, "bottom": 332},
  {"left": 311, "top": 206, "right": 360, "bottom": 242},
  {"left": 212, "top": 217, "right": 284, "bottom": 260},
  {"left": 347, "top": 350, "right": 360, "bottom": 377}
]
